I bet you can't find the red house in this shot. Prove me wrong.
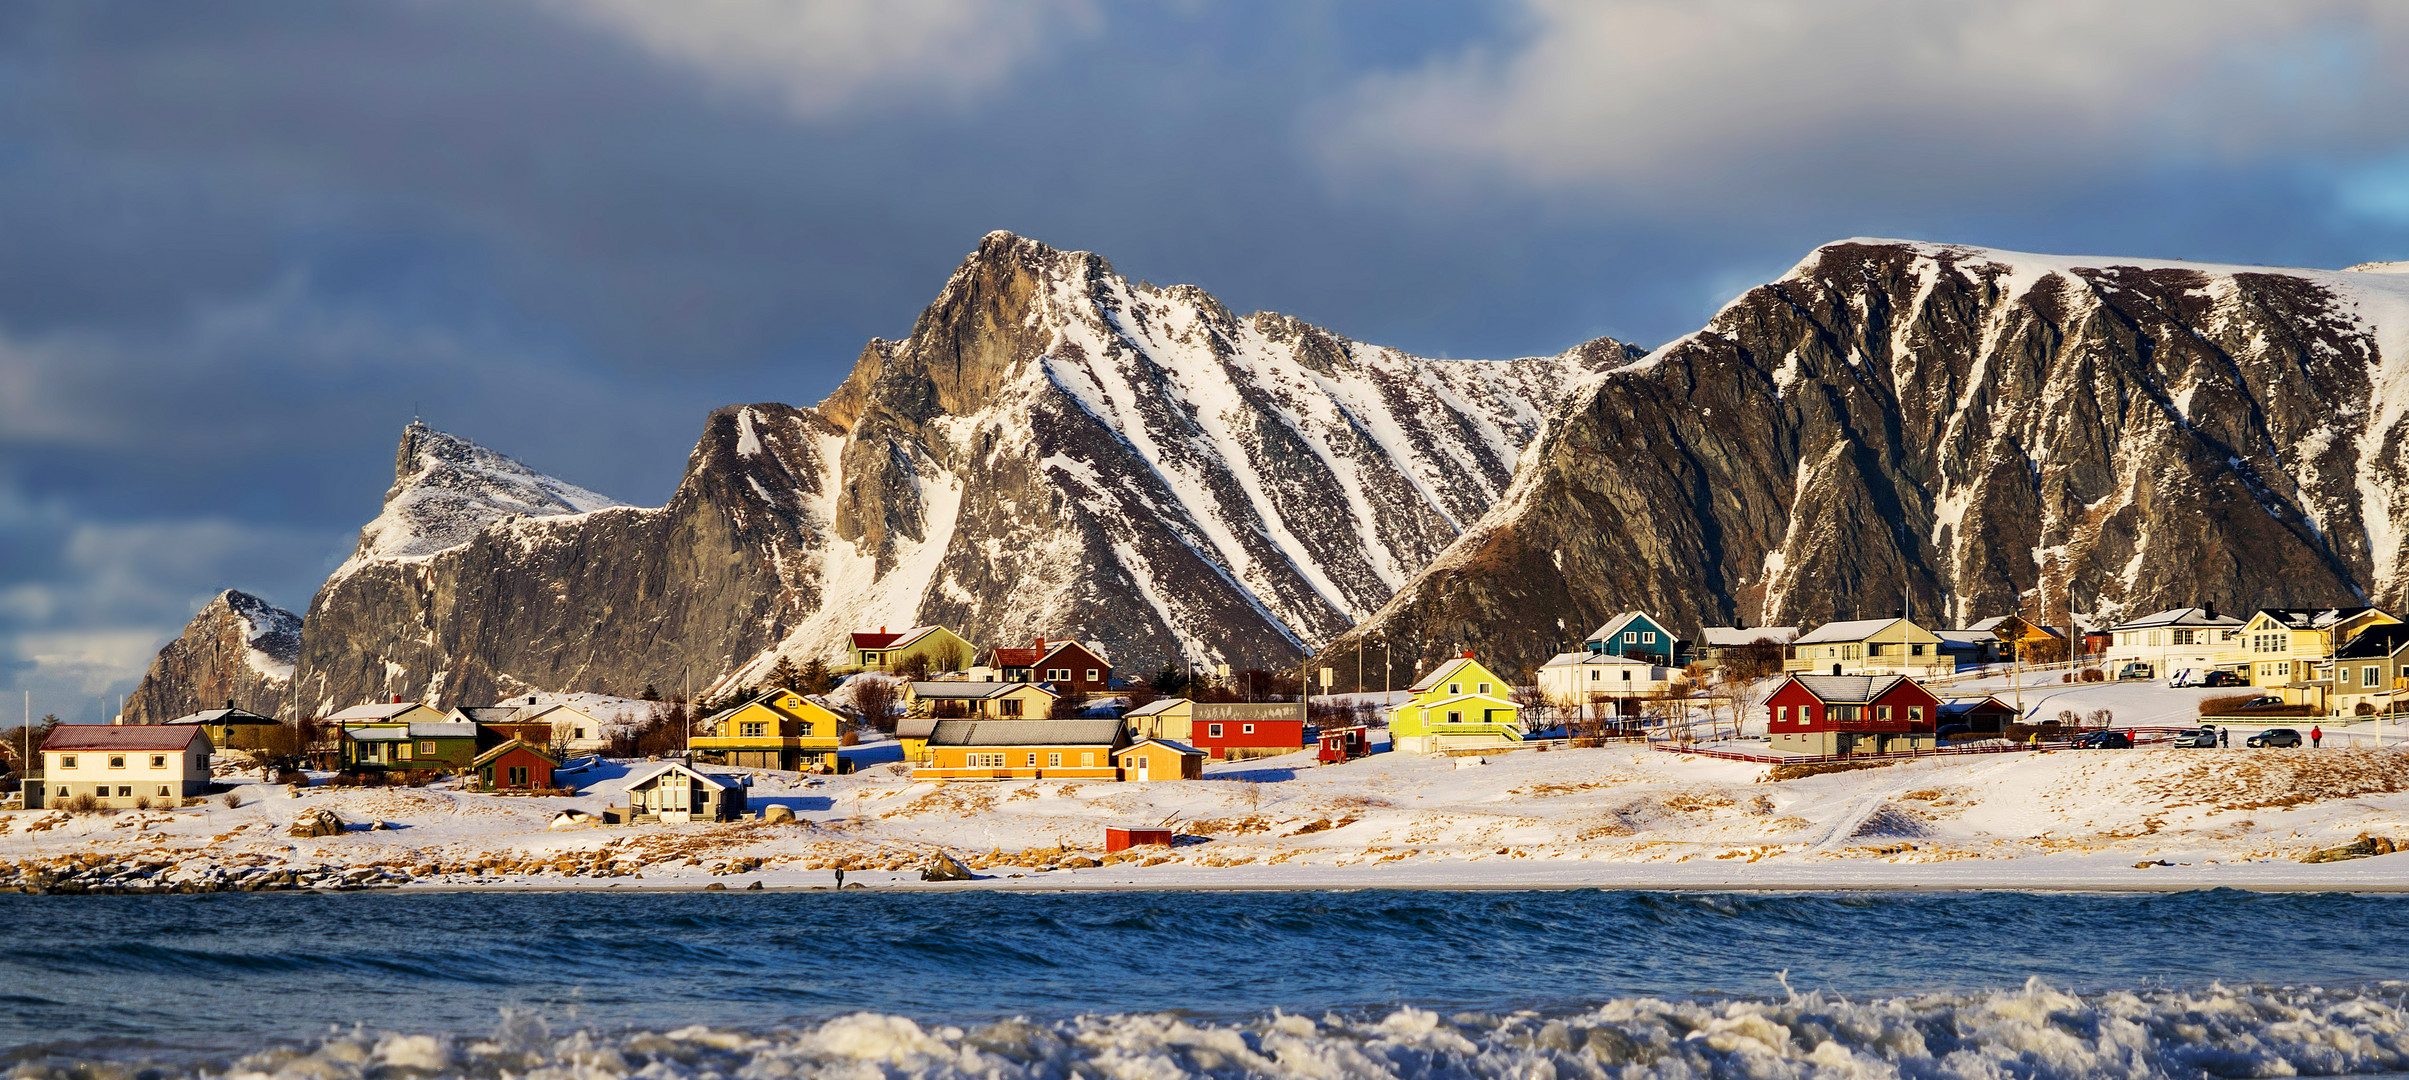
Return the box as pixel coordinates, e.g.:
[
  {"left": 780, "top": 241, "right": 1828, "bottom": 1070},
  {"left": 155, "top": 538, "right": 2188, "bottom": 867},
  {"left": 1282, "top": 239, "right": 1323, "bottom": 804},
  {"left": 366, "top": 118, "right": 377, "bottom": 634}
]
[
  {"left": 472, "top": 739, "right": 557, "bottom": 791},
  {"left": 992, "top": 638, "right": 1113, "bottom": 696},
  {"left": 1189, "top": 702, "right": 1307, "bottom": 761},
  {"left": 1764, "top": 674, "right": 1941, "bottom": 756}
]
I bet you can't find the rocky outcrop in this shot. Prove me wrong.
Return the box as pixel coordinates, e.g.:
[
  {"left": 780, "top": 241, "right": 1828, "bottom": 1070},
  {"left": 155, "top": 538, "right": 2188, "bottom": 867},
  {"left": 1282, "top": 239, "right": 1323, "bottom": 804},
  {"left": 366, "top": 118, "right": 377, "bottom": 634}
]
[
  {"left": 121, "top": 590, "right": 300, "bottom": 724},
  {"left": 1321, "top": 240, "right": 2409, "bottom": 685},
  {"left": 264, "top": 232, "right": 1616, "bottom": 716}
]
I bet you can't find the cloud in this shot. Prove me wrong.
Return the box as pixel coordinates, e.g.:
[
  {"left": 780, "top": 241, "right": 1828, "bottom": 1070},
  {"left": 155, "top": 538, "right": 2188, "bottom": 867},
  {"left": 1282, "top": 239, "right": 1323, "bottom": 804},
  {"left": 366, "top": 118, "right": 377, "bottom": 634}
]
[
  {"left": 1323, "top": 0, "right": 2409, "bottom": 206},
  {"left": 547, "top": 0, "right": 1097, "bottom": 117}
]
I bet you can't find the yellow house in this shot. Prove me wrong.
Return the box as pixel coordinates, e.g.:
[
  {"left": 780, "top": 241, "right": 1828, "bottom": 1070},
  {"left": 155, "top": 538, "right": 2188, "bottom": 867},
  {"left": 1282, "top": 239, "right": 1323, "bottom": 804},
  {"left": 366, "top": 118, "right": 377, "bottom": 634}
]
[
  {"left": 848, "top": 625, "right": 975, "bottom": 673},
  {"left": 2230, "top": 607, "right": 2399, "bottom": 688},
  {"left": 911, "top": 719, "right": 1127, "bottom": 781},
  {"left": 688, "top": 687, "right": 849, "bottom": 772},
  {"left": 1785, "top": 618, "right": 1953, "bottom": 676},
  {"left": 1113, "top": 738, "right": 1205, "bottom": 780},
  {"left": 1389, "top": 653, "right": 1521, "bottom": 755}
]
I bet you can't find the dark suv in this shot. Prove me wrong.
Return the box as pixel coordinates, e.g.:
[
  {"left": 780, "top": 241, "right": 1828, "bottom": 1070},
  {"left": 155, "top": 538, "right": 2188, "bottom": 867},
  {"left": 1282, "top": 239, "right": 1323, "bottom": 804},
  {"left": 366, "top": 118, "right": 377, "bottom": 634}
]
[
  {"left": 2071, "top": 730, "right": 2134, "bottom": 749},
  {"left": 2246, "top": 728, "right": 2304, "bottom": 748}
]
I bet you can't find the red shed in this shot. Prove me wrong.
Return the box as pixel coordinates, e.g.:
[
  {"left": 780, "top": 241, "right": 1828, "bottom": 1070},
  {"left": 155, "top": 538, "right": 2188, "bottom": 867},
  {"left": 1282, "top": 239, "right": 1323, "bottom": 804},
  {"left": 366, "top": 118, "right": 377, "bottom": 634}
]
[
  {"left": 1764, "top": 674, "right": 1941, "bottom": 757},
  {"left": 1318, "top": 724, "right": 1369, "bottom": 763},
  {"left": 473, "top": 739, "right": 558, "bottom": 791},
  {"left": 1105, "top": 826, "right": 1175, "bottom": 851}
]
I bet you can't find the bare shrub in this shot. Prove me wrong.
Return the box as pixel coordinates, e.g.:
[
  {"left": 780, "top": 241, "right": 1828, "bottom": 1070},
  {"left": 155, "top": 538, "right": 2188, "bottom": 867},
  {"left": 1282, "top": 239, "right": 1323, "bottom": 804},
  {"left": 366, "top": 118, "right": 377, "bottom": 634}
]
[
  {"left": 133, "top": 794, "right": 152, "bottom": 811},
  {"left": 67, "top": 792, "right": 97, "bottom": 814},
  {"left": 222, "top": 791, "right": 242, "bottom": 809}
]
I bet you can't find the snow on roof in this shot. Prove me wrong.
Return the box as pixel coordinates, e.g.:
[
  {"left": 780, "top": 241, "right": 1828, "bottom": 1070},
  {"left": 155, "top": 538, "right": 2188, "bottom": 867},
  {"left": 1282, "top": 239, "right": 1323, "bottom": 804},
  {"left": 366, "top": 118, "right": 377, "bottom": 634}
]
[
  {"left": 1117, "top": 738, "right": 1203, "bottom": 757},
  {"left": 164, "top": 706, "right": 278, "bottom": 725},
  {"left": 1792, "top": 618, "right": 1916, "bottom": 644},
  {"left": 621, "top": 760, "right": 737, "bottom": 791},
  {"left": 42, "top": 725, "right": 207, "bottom": 752},
  {"left": 2337, "top": 624, "right": 2409, "bottom": 658},
  {"left": 927, "top": 719, "right": 1125, "bottom": 746},
  {"left": 1787, "top": 674, "right": 1912, "bottom": 703},
  {"left": 1124, "top": 698, "right": 1187, "bottom": 716},
  {"left": 2105, "top": 607, "right": 2244, "bottom": 631},
  {"left": 1963, "top": 617, "right": 2009, "bottom": 633},
  {"left": 1408, "top": 657, "right": 1492, "bottom": 693},
  {"left": 908, "top": 681, "right": 1056, "bottom": 699},
  {"left": 1584, "top": 612, "right": 1659, "bottom": 642},
  {"left": 1540, "top": 651, "right": 1657, "bottom": 668},
  {"left": 1697, "top": 626, "right": 1796, "bottom": 646},
  {"left": 2252, "top": 607, "right": 2386, "bottom": 630},
  {"left": 324, "top": 702, "right": 437, "bottom": 722}
]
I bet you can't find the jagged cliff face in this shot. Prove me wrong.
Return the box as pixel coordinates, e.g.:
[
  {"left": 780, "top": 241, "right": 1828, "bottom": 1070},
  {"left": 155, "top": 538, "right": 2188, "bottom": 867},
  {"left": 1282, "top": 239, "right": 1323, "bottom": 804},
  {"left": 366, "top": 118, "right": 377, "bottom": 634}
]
[
  {"left": 1321, "top": 240, "right": 2409, "bottom": 686},
  {"left": 267, "top": 232, "right": 1611, "bottom": 715},
  {"left": 121, "top": 590, "right": 301, "bottom": 723}
]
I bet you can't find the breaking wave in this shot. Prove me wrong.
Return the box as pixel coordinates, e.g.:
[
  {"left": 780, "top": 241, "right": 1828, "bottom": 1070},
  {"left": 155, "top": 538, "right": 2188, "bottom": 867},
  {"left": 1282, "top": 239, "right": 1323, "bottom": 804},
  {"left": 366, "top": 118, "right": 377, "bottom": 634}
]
[{"left": 81, "top": 980, "right": 2409, "bottom": 1080}]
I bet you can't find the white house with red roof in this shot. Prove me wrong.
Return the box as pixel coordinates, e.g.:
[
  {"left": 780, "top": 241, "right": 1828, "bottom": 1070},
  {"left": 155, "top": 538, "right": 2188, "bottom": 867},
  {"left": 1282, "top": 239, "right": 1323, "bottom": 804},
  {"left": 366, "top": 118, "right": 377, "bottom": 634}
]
[{"left": 40, "top": 725, "right": 213, "bottom": 809}]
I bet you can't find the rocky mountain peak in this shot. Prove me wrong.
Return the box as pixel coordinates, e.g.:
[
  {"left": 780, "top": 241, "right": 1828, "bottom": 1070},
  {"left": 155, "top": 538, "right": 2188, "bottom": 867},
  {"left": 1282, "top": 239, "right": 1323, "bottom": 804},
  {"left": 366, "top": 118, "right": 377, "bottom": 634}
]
[
  {"left": 120, "top": 589, "right": 303, "bottom": 724},
  {"left": 352, "top": 421, "right": 625, "bottom": 563}
]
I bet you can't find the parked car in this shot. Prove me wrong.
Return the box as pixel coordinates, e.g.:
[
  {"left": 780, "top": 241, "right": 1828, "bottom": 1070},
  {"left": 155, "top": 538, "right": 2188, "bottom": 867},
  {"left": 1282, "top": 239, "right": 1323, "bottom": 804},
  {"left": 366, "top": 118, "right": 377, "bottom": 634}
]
[
  {"left": 2203, "top": 670, "right": 2246, "bottom": 687},
  {"left": 2118, "top": 662, "right": 2154, "bottom": 680},
  {"left": 2168, "top": 669, "right": 2202, "bottom": 687},
  {"left": 2172, "top": 727, "right": 2218, "bottom": 748},
  {"left": 2235, "top": 696, "right": 2286, "bottom": 711},
  {"left": 2071, "top": 730, "right": 2134, "bottom": 749},
  {"left": 2246, "top": 728, "right": 2303, "bottom": 748}
]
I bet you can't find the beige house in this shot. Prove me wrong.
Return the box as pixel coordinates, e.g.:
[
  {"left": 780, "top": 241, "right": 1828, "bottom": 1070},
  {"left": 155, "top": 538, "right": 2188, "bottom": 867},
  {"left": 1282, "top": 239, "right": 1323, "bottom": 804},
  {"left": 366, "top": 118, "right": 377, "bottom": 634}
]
[
  {"left": 1536, "top": 652, "right": 1682, "bottom": 710},
  {"left": 904, "top": 680, "right": 1059, "bottom": 719},
  {"left": 41, "top": 725, "right": 213, "bottom": 809},
  {"left": 325, "top": 701, "right": 450, "bottom": 727},
  {"left": 1123, "top": 698, "right": 1194, "bottom": 742},
  {"left": 2099, "top": 606, "right": 2245, "bottom": 676},
  {"left": 1785, "top": 618, "right": 1953, "bottom": 677},
  {"left": 2230, "top": 607, "right": 2399, "bottom": 688},
  {"left": 620, "top": 761, "right": 747, "bottom": 823}
]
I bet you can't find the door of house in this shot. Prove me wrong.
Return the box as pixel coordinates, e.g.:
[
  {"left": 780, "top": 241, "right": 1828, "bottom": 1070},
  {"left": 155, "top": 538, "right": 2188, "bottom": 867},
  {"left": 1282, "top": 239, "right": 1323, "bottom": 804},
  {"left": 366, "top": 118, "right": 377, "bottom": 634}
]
[{"left": 1135, "top": 755, "right": 1150, "bottom": 779}]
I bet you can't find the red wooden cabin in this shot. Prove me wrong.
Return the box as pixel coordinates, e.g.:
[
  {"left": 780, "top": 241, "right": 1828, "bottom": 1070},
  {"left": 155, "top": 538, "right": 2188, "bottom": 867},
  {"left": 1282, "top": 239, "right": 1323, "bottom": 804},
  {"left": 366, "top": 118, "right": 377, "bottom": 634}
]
[
  {"left": 1105, "top": 826, "right": 1175, "bottom": 851},
  {"left": 1764, "top": 674, "right": 1941, "bottom": 757},
  {"left": 473, "top": 739, "right": 558, "bottom": 791},
  {"left": 1317, "top": 724, "right": 1370, "bottom": 763}
]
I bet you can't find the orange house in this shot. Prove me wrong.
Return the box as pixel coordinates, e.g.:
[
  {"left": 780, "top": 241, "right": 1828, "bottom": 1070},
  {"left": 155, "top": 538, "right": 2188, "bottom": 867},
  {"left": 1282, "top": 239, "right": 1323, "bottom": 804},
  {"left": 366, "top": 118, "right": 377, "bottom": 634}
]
[
  {"left": 911, "top": 718, "right": 1127, "bottom": 781},
  {"left": 1113, "top": 739, "right": 1205, "bottom": 781}
]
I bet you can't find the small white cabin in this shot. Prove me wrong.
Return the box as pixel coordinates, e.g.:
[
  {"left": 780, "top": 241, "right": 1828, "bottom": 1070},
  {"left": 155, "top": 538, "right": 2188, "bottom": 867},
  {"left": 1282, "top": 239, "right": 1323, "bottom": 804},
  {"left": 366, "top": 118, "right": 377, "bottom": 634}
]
[{"left": 620, "top": 761, "right": 747, "bottom": 823}]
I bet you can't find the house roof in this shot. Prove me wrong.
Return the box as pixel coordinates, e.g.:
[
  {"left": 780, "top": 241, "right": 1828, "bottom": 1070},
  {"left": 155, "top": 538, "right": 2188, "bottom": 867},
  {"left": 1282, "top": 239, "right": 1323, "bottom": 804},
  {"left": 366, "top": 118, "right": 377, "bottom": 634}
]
[
  {"left": 1793, "top": 618, "right": 1924, "bottom": 645},
  {"left": 451, "top": 706, "right": 525, "bottom": 725},
  {"left": 894, "top": 716, "right": 939, "bottom": 739},
  {"left": 1933, "top": 630, "right": 1991, "bottom": 648},
  {"left": 345, "top": 722, "right": 476, "bottom": 741},
  {"left": 852, "top": 625, "right": 950, "bottom": 651},
  {"left": 2252, "top": 607, "right": 2388, "bottom": 630},
  {"left": 1116, "top": 738, "right": 1203, "bottom": 757},
  {"left": 1939, "top": 696, "right": 2015, "bottom": 715},
  {"left": 621, "top": 760, "right": 738, "bottom": 791},
  {"left": 1584, "top": 611, "right": 1664, "bottom": 643},
  {"left": 1541, "top": 651, "right": 1660, "bottom": 668},
  {"left": 1408, "top": 656, "right": 1496, "bottom": 693},
  {"left": 471, "top": 739, "right": 558, "bottom": 768},
  {"left": 927, "top": 719, "right": 1124, "bottom": 747},
  {"left": 1697, "top": 626, "right": 1797, "bottom": 647},
  {"left": 2337, "top": 623, "right": 2409, "bottom": 659},
  {"left": 42, "top": 725, "right": 207, "bottom": 752},
  {"left": 325, "top": 702, "right": 437, "bottom": 722},
  {"left": 1125, "top": 698, "right": 1187, "bottom": 716},
  {"left": 908, "top": 681, "right": 1057, "bottom": 700},
  {"left": 1407, "top": 692, "right": 1518, "bottom": 711},
  {"left": 1787, "top": 674, "right": 1915, "bottom": 704},
  {"left": 164, "top": 706, "right": 278, "bottom": 726},
  {"left": 2104, "top": 606, "right": 2244, "bottom": 631}
]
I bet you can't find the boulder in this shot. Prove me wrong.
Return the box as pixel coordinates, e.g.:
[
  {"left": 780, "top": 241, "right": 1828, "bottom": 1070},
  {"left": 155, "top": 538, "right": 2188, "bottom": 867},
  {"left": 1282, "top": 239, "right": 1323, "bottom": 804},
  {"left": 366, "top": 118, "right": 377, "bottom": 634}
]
[
  {"left": 920, "top": 853, "right": 975, "bottom": 882},
  {"left": 760, "top": 804, "right": 796, "bottom": 823},
  {"left": 288, "top": 807, "right": 346, "bottom": 838}
]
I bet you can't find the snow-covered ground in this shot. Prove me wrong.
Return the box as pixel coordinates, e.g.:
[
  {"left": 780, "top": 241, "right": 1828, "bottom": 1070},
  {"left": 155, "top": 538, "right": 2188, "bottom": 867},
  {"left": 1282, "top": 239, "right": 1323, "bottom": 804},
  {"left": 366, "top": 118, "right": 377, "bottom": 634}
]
[{"left": 7, "top": 680, "right": 2408, "bottom": 892}]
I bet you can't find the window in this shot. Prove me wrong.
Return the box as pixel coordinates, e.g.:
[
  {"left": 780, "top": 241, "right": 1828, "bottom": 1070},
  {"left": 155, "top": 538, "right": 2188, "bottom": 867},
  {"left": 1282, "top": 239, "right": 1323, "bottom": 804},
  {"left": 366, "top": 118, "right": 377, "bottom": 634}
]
[
  {"left": 1086, "top": 668, "right": 1099, "bottom": 681},
  {"left": 1621, "top": 670, "right": 1632, "bottom": 681},
  {"left": 58, "top": 756, "right": 74, "bottom": 769},
  {"left": 1446, "top": 711, "right": 1463, "bottom": 723},
  {"left": 149, "top": 755, "right": 166, "bottom": 768},
  {"left": 1909, "top": 706, "right": 1925, "bottom": 723},
  {"left": 2173, "top": 629, "right": 2194, "bottom": 645},
  {"left": 967, "top": 753, "right": 1005, "bottom": 768},
  {"left": 865, "top": 652, "right": 880, "bottom": 663},
  {"left": 1080, "top": 752, "right": 1094, "bottom": 766},
  {"left": 506, "top": 766, "right": 528, "bottom": 787},
  {"left": 1877, "top": 706, "right": 1893, "bottom": 720},
  {"left": 1048, "top": 668, "right": 1070, "bottom": 681},
  {"left": 420, "top": 741, "right": 437, "bottom": 755},
  {"left": 113, "top": 786, "right": 130, "bottom": 798},
  {"left": 1478, "top": 682, "right": 1492, "bottom": 694},
  {"left": 108, "top": 756, "right": 125, "bottom": 769},
  {"left": 1869, "top": 642, "right": 1886, "bottom": 656},
  {"left": 2368, "top": 666, "right": 2383, "bottom": 688},
  {"left": 1624, "top": 632, "right": 1637, "bottom": 643},
  {"left": 1208, "top": 723, "right": 1224, "bottom": 737},
  {"left": 156, "top": 785, "right": 170, "bottom": 797},
  {"left": 1834, "top": 705, "right": 1860, "bottom": 721},
  {"left": 1242, "top": 723, "right": 1255, "bottom": 734},
  {"left": 395, "top": 744, "right": 411, "bottom": 760},
  {"left": 1589, "top": 670, "right": 1599, "bottom": 681},
  {"left": 1911, "top": 643, "right": 1927, "bottom": 656},
  {"left": 53, "top": 786, "right": 65, "bottom": 798},
  {"left": 1448, "top": 683, "right": 1461, "bottom": 695},
  {"left": 1000, "top": 699, "right": 1023, "bottom": 717},
  {"left": 740, "top": 722, "right": 768, "bottom": 737},
  {"left": 1025, "top": 753, "right": 1038, "bottom": 768},
  {"left": 1048, "top": 753, "right": 1061, "bottom": 767}
]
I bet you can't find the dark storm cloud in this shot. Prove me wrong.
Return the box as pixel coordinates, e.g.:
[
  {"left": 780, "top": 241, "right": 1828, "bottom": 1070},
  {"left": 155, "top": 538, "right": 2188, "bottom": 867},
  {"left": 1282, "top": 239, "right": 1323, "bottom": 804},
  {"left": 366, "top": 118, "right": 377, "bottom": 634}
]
[{"left": 3, "top": 0, "right": 2406, "bottom": 715}]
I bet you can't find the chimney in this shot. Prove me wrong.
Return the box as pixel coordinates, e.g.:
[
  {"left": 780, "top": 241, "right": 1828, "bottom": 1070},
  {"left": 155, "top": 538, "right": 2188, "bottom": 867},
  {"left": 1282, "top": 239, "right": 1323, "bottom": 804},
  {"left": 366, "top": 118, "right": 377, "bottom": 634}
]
[
  {"left": 2202, "top": 601, "right": 2216, "bottom": 620},
  {"left": 226, "top": 698, "right": 235, "bottom": 711},
  {"left": 1036, "top": 636, "right": 1046, "bottom": 650},
  {"left": 391, "top": 694, "right": 402, "bottom": 705},
  {"left": 529, "top": 696, "right": 538, "bottom": 706},
  {"left": 1461, "top": 649, "right": 1475, "bottom": 659}
]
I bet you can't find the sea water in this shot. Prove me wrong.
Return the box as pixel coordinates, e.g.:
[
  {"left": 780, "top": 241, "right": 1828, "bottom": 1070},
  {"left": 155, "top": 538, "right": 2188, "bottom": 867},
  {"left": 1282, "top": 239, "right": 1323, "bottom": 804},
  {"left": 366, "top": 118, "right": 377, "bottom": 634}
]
[{"left": 7, "top": 888, "right": 2408, "bottom": 1078}]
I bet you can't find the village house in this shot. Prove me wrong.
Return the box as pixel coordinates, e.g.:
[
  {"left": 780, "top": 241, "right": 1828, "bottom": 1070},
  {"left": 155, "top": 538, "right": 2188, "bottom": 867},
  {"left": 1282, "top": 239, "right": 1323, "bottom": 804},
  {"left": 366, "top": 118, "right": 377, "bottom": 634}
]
[
  {"left": 2291, "top": 623, "right": 2409, "bottom": 716},
  {"left": 1763, "top": 674, "right": 1942, "bottom": 756},
  {"left": 1785, "top": 618, "right": 1953, "bottom": 677},
  {"left": 895, "top": 716, "right": 940, "bottom": 764},
  {"left": 1113, "top": 738, "right": 1206, "bottom": 780},
  {"left": 1535, "top": 652, "right": 1682, "bottom": 715},
  {"left": 341, "top": 721, "right": 479, "bottom": 774},
  {"left": 1583, "top": 612, "right": 1682, "bottom": 665},
  {"left": 1938, "top": 695, "right": 2019, "bottom": 734},
  {"left": 1389, "top": 652, "right": 1522, "bottom": 755},
  {"left": 991, "top": 637, "right": 1114, "bottom": 696},
  {"left": 325, "top": 700, "right": 450, "bottom": 727},
  {"left": 1123, "top": 697, "right": 1194, "bottom": 742},
  {"left": 688, "top": 688, "right": 850, "bottom": 772},
  {"left": 2231, "top": 607, "right": 2400, "bottom": 688},
  {"left": 471, "top": 739, "right": 557, "bottom": 791},
  {"left": 162, "top": 701, "right": 283, "bottom": 752},
  {"left": 911, "top": 718, "right": 1128, "bottom": 781},
  {"left": 1969, "top": 615, "right": 2068, "bottom": 664},
  {"left": 904, "top": 680, "right": 1060, "bottom": 719},
  {"left": 619, "top": 760, "right": 747, "bottom": 822},
  {"left": 1187, "top": 701, "right": 1306, "bottom": 760},
  {"left": 1690, "top": 626, "right": 1798, "bottom": 670},
  {"left": 39, "top": 725, "right": 212, "bottom": 809},
  {"left": 2099, "top": 605, "right": 2245, "bottom": 677},
  {"left": 1932, "top": 627, "right": 2000, "bottom": 667},
  {"left": 848, "top": 625, "right": 974, "bottom": 673}
]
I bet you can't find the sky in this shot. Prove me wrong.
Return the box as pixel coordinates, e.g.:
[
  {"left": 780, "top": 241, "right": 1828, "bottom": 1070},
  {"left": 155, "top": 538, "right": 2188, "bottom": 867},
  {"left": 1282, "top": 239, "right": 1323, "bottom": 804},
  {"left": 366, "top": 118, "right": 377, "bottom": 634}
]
[{"left": 5, "top": 0, "right": 2409, "bottom": 721}]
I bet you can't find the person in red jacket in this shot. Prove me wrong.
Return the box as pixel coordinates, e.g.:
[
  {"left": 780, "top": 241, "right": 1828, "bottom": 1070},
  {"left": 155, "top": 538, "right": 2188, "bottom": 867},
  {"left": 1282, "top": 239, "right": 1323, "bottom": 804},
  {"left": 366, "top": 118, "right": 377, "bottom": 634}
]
[{"left": 2311, "top": 725, "right": 2323, "bottom": 749}]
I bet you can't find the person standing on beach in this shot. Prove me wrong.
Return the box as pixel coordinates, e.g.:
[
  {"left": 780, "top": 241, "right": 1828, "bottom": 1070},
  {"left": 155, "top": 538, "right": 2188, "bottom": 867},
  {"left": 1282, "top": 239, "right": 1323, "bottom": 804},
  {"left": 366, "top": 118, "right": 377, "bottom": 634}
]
[{"left": 835, "top": 867, "right": 846, "bottom": 888}]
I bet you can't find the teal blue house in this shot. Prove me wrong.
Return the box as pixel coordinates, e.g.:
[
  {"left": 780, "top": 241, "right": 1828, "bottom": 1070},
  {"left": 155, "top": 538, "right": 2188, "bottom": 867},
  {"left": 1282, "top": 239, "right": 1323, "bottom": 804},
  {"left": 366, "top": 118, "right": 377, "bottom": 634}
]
[{"left": 1585, "top": 612, "right": 1680, "bottom": 665}]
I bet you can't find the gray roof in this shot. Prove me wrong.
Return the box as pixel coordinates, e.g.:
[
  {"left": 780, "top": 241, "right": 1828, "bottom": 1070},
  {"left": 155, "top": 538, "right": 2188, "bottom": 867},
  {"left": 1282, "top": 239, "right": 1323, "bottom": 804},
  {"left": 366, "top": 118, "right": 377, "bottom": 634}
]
[
  {"left": 2105, "top": 606, "right": 2243, "bottom": 632},
  {"left": 1125, "top": 698, "right": 1186, "bottom": 716},
  {"left": 909, "top": 681, "right": 1053, "bottom": 700},
  {"left": 622, "top": 760, "right": 737, "bottom": 791},
  {"left": 1697, "top": 626, "right": 1796, "bottom": 647},
  {"left": 453, "top": 706, "right": 524, "bottom": 724},
  {"left": 1789, "top": 674, "right": 1910, "bottom": 703},
  {"left": 894, "top": 716, "right": 939, "bottom": 739},
  {"left": 1793, "top": 618, "right": 1920, "bottom": 645},
  {"left": 927, "top": 718, "right": 1125, "bottom": 747},
  {"left": 1193, "top": 701, "right": 1304, "bottom": 721},
  {"left": 1540, "top": 651, "right": 1657, "bottom": 668},
  {"left": 165, "top": 706, "right": 278, "bottom": 726},
  {"left": 1118, "top": 738, "right": 1202, "bottom": 756}
]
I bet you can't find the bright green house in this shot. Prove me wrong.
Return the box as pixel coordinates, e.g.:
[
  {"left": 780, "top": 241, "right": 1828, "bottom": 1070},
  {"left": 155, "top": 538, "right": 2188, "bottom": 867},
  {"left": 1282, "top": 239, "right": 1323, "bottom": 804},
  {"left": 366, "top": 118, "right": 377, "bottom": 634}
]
[{"left": 1390, "top": 653, "right": 1522, "bottom": 754}]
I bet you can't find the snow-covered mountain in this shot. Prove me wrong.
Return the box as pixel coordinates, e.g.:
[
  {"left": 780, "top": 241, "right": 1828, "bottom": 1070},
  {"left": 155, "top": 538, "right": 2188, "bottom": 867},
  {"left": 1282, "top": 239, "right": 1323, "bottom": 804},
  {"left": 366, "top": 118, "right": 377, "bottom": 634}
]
[
  {"left": 226, "top": 232, "right": 1622, "bottom": 715},
  {"left": 1319, "top": 239, "right": 2409, "bottom": 685},
  {"left": 121, "top": 590, "right": 302, "bottom": 724}
]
